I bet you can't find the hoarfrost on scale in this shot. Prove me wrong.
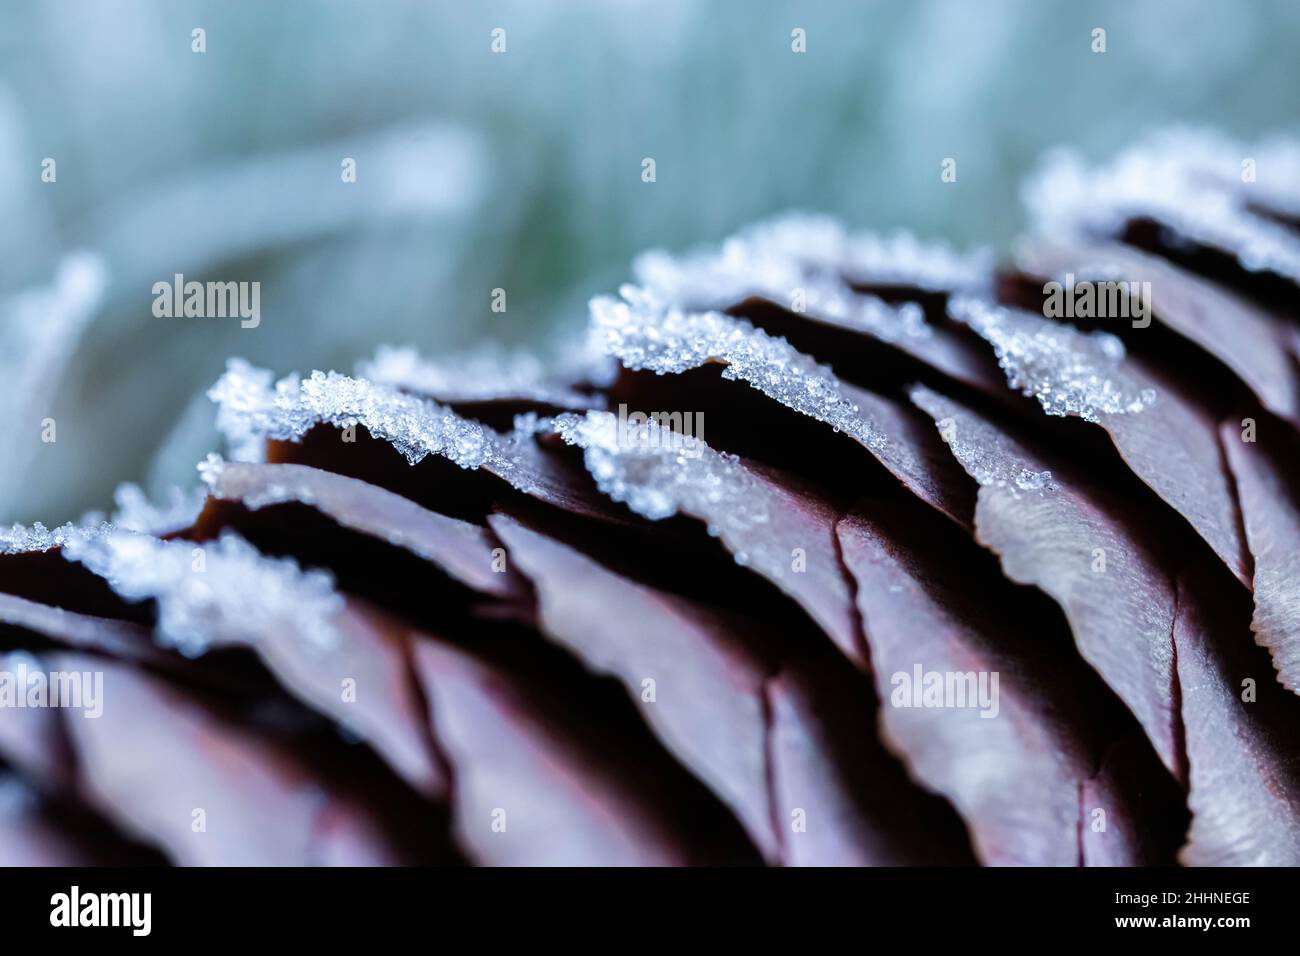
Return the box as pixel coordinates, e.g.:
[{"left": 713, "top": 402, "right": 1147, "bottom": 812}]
[
  {"left": 910, "top": 386, "right": 1056, "bottom": 497},
  {"left": 631, "top": 214, "right": 956, "bottom": 346},
  {"left": 62, "top": 529, "right": 344, "bottom": 658},
  {"left": 1024, "top": 130, "right": 1300, "bottom": 284},
  {"left": 1095, "top": 128, "right": 1300, "bottom": 212},
  {"left": 209, "top": 358, "right": 497, "bottom": 469},
  {"left": 637, "top": 213, "right": 991, "bottom": 301},
  {"left": 634, "top": 242, "right": 932, "bottom": 346},
  {"left": 552, "top": 411, "right": 868, "bottom": 666},
  {"left": 950, "top": 298, "right": 1157, "bottom": 423},
  {"left": 198, "top": 453, "right": 326, "bottom": 514},
  {"left": 0, "top": 521, "right": 114, "bottom": 556},
  {"left": 743, "top": 214, "right": 993, "bottom": 292},
  {"left": 590, "top": 288, "right": 886, "bottom": 450},
  {"left": 555, "top": 410, "right": 769, "bottom": 531},
  {"left": 208, "top": 359, "right": 571, "bottom": 503},
  {"left": 357, "top": 343, "right": 602, "bottom": 410},
  {"left": 1242, "top": 136, "right": 1300, "bottom": 218},
  {"left": 110, "top": 483, "right": 207, "bottom": 535}
]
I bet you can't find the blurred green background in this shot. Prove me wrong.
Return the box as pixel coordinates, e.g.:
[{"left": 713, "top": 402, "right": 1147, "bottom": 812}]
[{"left": 2, "top": 0, "right": 1298, "bottom": 522}]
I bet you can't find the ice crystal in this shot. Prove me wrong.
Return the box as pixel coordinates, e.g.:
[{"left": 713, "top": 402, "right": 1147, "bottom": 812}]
[
  {"left": 950, "top": 297, "right": 1157, "bottom": 423},
  {"left": 0, "top": 520, "right": 113, "bottom": 556},
  {"left": 749, "top": 214, "right": 993, "bottom": 292},
  {"left": 555, "top": 410, "right": 761, "bottom": 520},
  {"left": 950, "top": 449, "right": 1057, "bottom": 497},
  {"left": 1025, "top": 129, "right": 1300, "bottom": 284},
  {"left": 556, "top": 411, "right": 801, "bottom": 576},
  {"left": 209, "top": 359, "right": 497, "bottom": 469},
  {"left": 63, "top": 529, "right": 344, "bottom": 658},
  {"left": 911, "top": 386, "right": 1056, "bottom": 497},
  {"left": 590, "top": 288, "right": 886, "bottom": 449},
  {"left": 197, "top": 452, "right": 226, "bottom": 488},
  {"left": 209, "top": 360, "right": 562, "bottom": 501},
  {"left": 199, "top": 454, "right": 269, "bottom": 503},
  {"left": 111, "top": 483, "right": 207, "bottom": 535},
  {"left": 1243, "top": 137, "right": 1300, "bottom": 218},
  {"left": 633, "top": 218, "right": 937, "bottom": 345},
  {"left": 357, "top": 343, "right": 603, "bottom": 410},
  {"left": 635, "top": 213, "right": 991, "bottom": 307}
]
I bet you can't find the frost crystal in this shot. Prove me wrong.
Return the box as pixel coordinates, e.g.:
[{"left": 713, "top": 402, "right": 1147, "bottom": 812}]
[
  {"left": 357, "top": 343, "right": 603, "bottom": 410},
  {"left": 63, "top": 529, "right": 344, "bottom": 658},
  {"left": 950, "top": 297, "right": 1157, "bottom": 423},
  {"left": 635, "top": 213, "right": 991, "bottom": 308},
  {"left": 590, "top": 289, "right": 886, "bottom": 449},
  {"left": 912, "top": 386, "right": 1056, "bottom": 497},
  {"left": 632, "top": 217, "right": 946, "bottom": 345},
  {"left": 209, "top": 360, "right": 559, "bottom": 498},
  {"left": 749, "top": 214, "right": 993, "bottom": 292},
  {"left": 1242, "top": 137, "right": 1300, "bottom": 218},
  {"left": 0, "top": 521, "right": 113, "bottom": 555},
  {"left": 197, "top": 452, "right": 226, "bottom": 488},
  {"left": 111, "top": 483, "right": 207, "bottom": 535},
  {"left": 555, "top": 411, "right": 792, "bottom": 574},
  {"left": 839, "top": 230, "right": 994, "bottom": 293},
  {"left": 199, "top": 453, "right": 316, "bottom": 513},
  {"left": 1025, "top": 129, "right": 1300, "bottom": 284},
  {"left": 209, "top": 358, "right": 497, "bottom": 468},
  {"left": 199, "top": 454, "right": 274, "bottom": 504},
  {"left": 555, "top": 410, "right": 762, "bottom": 519}
]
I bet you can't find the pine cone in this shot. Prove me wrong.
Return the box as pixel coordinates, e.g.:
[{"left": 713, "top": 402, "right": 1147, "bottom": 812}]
[{"left": 4, "top": 130, "right": 1300, "bottom": 867}]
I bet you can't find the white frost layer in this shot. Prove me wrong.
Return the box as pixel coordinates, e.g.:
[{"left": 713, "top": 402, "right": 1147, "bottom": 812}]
[
  {"left": 111, "top": 483, "right": 207, "bottom": 535},
  {"left": 940, "top": 438, "right": 1055, "bottom": 495},
  {"left": 0, "top": 521, "right": 113, "bottom": 556},
  {"left": 1024, "top": 129, "right": 1300, "bottom": 283},
  {"left": 357, "top": 343, "right": 604, "bottom": 410},
  {"left": 555, "top": 410, "right": 761, "bottom": 519},
  {"left": 910, "top": 386, "right": 1055, "bottom": 497},
  {"left": 590, "top": 288, "right": 886, "bottom": 449},
  {"left": 635, "top": 213, "right": 990, "bottom": 305},
  {"left": 950, "top": 297, "right": 1156, "bottom": 423},
  {"left": 555, "top": 411, "right": 794, "bottom": 575},
  {"left": 209, "top": 359, "right": 558, "bottom": 498},
  {"left": 63, "top": 529, "right": 343, "bottom": 658},
  {"left": 634, "top": 246, "right": 933, "bottom": 346},
  {"left": 210, "top": 358, "right": 498, "bottom": 468},
  {"left": 754, "top": 213, "right": 993, "bottom": 291}
]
